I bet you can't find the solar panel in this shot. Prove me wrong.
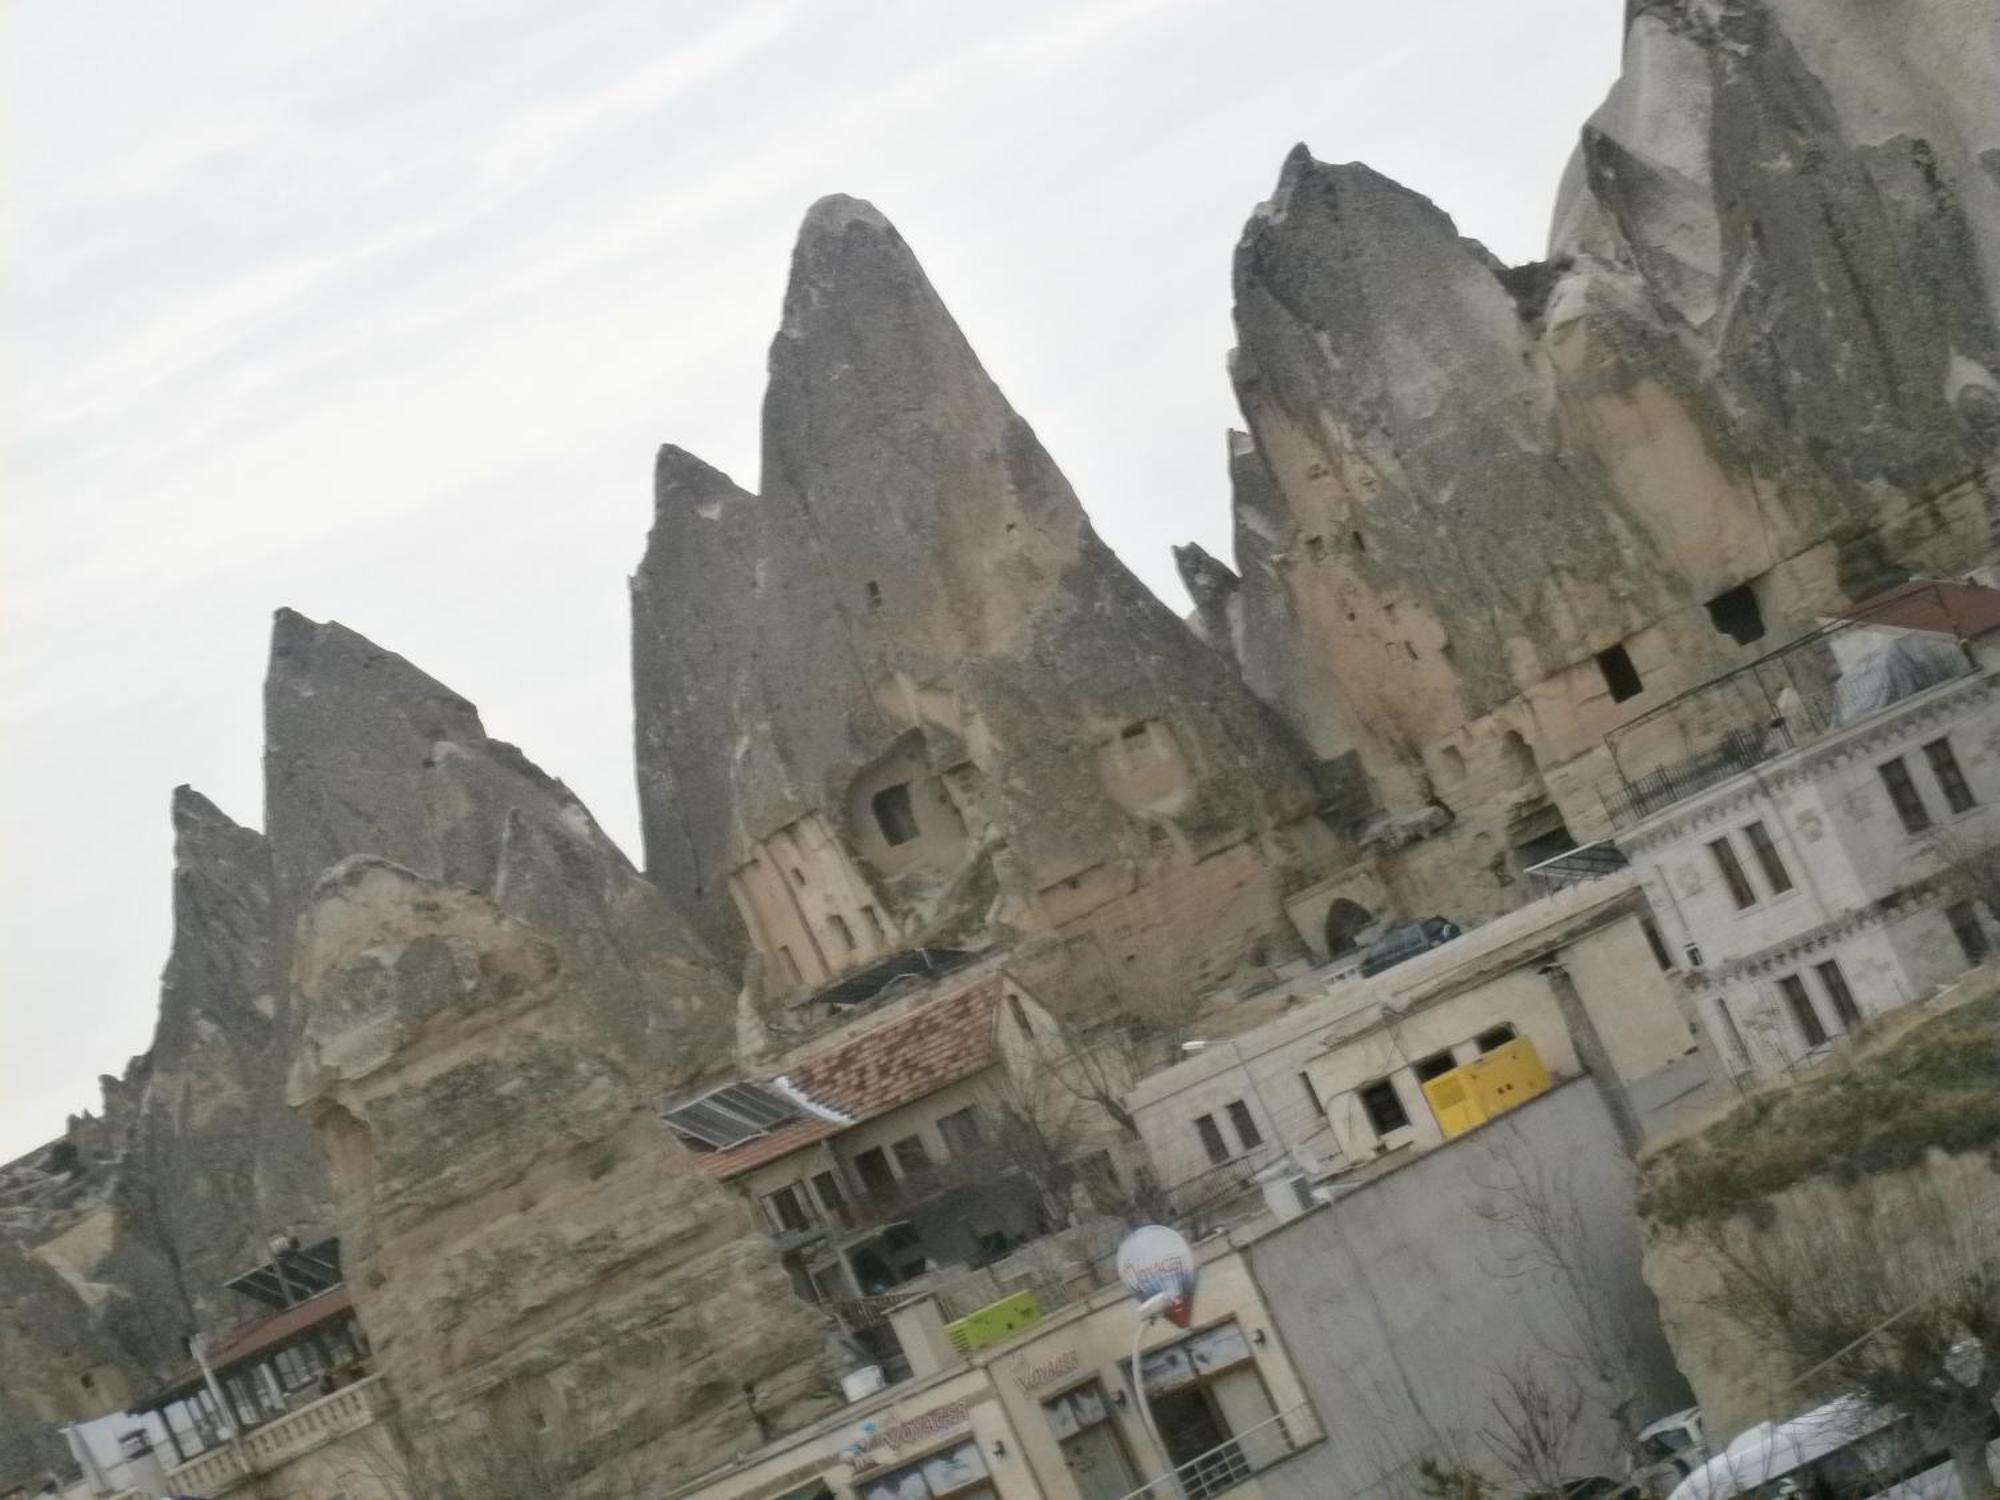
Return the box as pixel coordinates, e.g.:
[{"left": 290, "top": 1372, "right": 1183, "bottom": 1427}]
[{"left": 663, "top": 1081, "right": 800, "bottom": 1149}]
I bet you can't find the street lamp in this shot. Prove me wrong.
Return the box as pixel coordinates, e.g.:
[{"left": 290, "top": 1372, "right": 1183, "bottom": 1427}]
[{"left": 1129, "top": 1291, "right": 1182, "bottom": 1500}]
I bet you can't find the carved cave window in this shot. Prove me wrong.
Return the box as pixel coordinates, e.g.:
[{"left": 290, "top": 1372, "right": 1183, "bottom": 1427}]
[
  {"left": 872, "top": 782, "right": 920, "bottom": 846},
  {"left": 1706, "top": 583, "right": 1767, "bottom": 645},
  {"left": 1597, "top": 643, "right": 1644, "bottom": 703}
]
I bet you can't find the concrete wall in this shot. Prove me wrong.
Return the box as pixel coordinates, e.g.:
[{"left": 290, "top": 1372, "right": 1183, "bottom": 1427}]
[{"left": 1244, "top": 1081, "right": 1693, "bottom": 1500}]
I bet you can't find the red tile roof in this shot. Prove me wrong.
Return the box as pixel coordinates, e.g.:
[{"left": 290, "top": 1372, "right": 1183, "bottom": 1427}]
[
  {"left": 207, "top": 1285, "right": 354, "bottom": 1370},
  {"left": 696, "top": 977, "right": 1005, "bottom": 1179},
  {"left": 1844, "top": 579, "right": 2000, "bottom": 640}
]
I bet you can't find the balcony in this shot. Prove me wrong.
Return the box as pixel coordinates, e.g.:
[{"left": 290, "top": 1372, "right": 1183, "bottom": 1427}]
[
  {"left": 162, "top": 1373, "right": 392, "bottom": 1495},
  {"left": 1116, "top": 1399, "right": 1322, "bottom": 1500}
]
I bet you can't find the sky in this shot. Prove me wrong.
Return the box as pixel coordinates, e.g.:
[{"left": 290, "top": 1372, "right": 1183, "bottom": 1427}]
[{"left": 0, "top": 0, "right": 1622, "bottom": 1161}]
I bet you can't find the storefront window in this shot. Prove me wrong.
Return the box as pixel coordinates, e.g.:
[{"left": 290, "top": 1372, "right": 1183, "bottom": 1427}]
[
  {"left": 1044, "top": 1380, "right": 1140, "bottom": 1500},
  {"left": 1129, "top": 1320, "right": 1287, "bottom": 1499},
  {"left": 856, "top": 1438, "right": 994, "bottom": 1500}
]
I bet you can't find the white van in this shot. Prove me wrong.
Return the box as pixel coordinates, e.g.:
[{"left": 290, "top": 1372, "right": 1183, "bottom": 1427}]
[{"left": 1667, "top": 1395, "right": 1999, "bottom": 1500}]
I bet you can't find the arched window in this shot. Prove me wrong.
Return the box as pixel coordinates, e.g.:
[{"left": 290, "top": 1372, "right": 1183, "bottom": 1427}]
[{"left": 1324, "top": 898, "right": 1374, "bottom": 958}]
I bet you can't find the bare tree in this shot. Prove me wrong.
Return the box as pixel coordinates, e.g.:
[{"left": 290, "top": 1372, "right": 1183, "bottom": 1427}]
[{"left": 1701, "top": 1175, "right": 2000, "bottom": 1500}]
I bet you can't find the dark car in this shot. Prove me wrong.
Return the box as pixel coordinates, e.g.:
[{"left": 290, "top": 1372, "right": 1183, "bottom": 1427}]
[{"left": 1359, "top": 916, "right": 1462, "bottom": 977}]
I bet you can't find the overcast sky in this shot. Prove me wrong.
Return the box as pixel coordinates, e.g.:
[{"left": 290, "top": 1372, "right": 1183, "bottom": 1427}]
[{"left": 0, "top": 0, "right": 1620, "bottom": 1160}]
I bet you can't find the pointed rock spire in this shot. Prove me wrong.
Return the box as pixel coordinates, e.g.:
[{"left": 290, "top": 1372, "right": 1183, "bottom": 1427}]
[
  {"left": 267, "top": 609, "right": 732, "bottom": 1083},
  {"left": 634, "top": 197, "right": 1336, "bottom": 1011}
]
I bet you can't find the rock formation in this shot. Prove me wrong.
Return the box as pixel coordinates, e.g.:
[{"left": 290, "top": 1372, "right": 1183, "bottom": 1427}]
[
  {"left": 267, "top": 610, "right": 733, "bottom": 1087},
  {"left": 1219, "top": 0, "right": 2000, "bottom": 927},
  {"left": 94, "top": 789, "right": 327, "bottom": 1368},
  {"left": 633, "top": 197, "right": 1351, "bottom": 1016},
  {"left": 287, "top": 858, "right": 836, "bottom": 1488}
]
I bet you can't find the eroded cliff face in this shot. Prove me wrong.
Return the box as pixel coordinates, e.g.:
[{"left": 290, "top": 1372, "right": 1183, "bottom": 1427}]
[
  {"left": 287, "top": 859, "right": 836, "bottom": 1488},
  {"left": 94, "top": 788, "right": 330, "bottom": 1370},
  {"left": 268, "top": 610, "right": 733, "bottom": 1087},
  {"left": 634, "top": 197, "right": 1345, "bottom": 1010},
  {"left": 1225, "top": 0, "right": 2000, "bottom": 855}
]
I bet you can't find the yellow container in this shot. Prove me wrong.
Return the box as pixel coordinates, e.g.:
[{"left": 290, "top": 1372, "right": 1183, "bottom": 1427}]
[{"left": 1420, "top": 1036, "right": 1552, "bottom": 1140}]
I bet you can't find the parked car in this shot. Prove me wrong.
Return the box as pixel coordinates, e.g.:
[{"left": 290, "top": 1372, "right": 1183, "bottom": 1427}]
[
  {"left": 1669, "top": 1394, "right": 2000, "bottom": 1500},
  {"left": 1359, "top": 916, "right": 1463, "bottom": 977}
]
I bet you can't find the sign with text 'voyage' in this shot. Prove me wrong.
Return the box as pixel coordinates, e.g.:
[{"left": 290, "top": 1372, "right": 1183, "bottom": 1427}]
[{"left": 1116, "top": 1224, "right": 1196, "bottom": 1328}]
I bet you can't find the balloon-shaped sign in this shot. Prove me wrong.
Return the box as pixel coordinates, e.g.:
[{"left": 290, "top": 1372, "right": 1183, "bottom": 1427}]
[{"left": 1116, "top": 1224, "right": 1197, "bottom": 1327}]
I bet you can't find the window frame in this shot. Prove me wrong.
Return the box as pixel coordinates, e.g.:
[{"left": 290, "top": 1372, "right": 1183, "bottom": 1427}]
[
  {"left": 1193, "top": 1113, "right": 1230, "bottom": 1166},
  {"left": 1708, "top": 835, "right": 1759, "bottom": 909},
  {"left": 1878, "top": 756, "right": 1933, "bottom": 834},
  {"left": 1357, "top": 1078, "right": 1411, "bottom": 1137},
  {"left": 1947, "top": 900, "right": 1990, "bottom": 966},
  {"left": 1813, "top": 959, "right": 1863, "bottom": 1030},
  {"left": 1923, "top": 737, "right": 1977, "bottom": 814},
  {"left": 936, "top": 1105, "right": 985, "bottom": 1158},
  {"left": 1225, "top": 1099, "right": 1264, "bottom": 1151},
  {"left": 1740, "top": 820, "right": 1794, "bottom": 895},
  {"left": 870, "top": 782, "right": 921, "bottom": 846},
  {"left": 1775, "top": 973, "right": 1828, "bottom": 1049}
]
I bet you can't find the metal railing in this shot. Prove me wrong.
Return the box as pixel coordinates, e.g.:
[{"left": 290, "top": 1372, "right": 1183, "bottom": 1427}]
[
  {"left": 1602, "top": 722, "right": 1793, "bottom": 826},
  {"left": 1600, "top": 581, "right": 1978, "bottom": 828},
  {"left": 1115, "top": 1399, "right": 1318, "bottom": 1500}
]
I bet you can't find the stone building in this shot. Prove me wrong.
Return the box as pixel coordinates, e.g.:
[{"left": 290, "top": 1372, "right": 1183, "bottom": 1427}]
[
  {"left": 1614, "top": 580, "right": 2000, "bottom": 1082},
  {"left": 674, "top": 965, "right": 1134, "bottom": 1319},
  {"left": 1123, "top": 870, "right": 1709, "bottom": 1209}
]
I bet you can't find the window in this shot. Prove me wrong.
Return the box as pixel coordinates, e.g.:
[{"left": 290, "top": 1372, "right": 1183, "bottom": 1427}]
[
  {"left": 864, "top": 580, "right": 883, "bottom": 612},
  {"left": 1706, "top": 583, "right": 1766, "bottom": 644},
  {"left": 1078, "top": 1151, "right": 1121, "bottom": 1212},
  {"left": 1299, "top": 1072, "right": 1323, "bottom": 1117},
  {"left": 1879, "top": 757, "right": 1933, "bottom": 833},
  {"left": 1358, "top": 1079, "right": 1410, "bottom": 1136},
  {"left": 1475, "top": 1023, "right": 1518, "bottom": 1053},
  {"left": 1226, "top": 1100, "right": 1263, "bottom": 1151},
  {"left": 1814, "top": 960, "right": 1863, "bottom": 1030},
  {"left": 1128, "top": 1321, "right": 1282, "bottom": 1498},
  {"left": 1740, "top": 820, "right": 1794, "bottom": 894},
  {"left": 937, "top": 1106, "right": 985, "bottom": 1158},
  {"left": 1412, "top": 1051, "right": 1457, "bottom": 1083},
  {"left": 1776, "top": 974, "right": 1828, "bottom": 1048},
  {"left": 811, "top": 1170, "right": 851, "bottom": 1227},
  {"left": 1924, "top": 737, "right": 1977, "bottom": 813},
  {"left": 1044, "top": 1380, "right": 1140, "bottom": 1500},
  {"left": 762, "top": 1184, "right": 813, "bottom": 1234},
  {"left": 854, "top": 1147, "right": 896, "bottom": 1196},
  {"left": 1948, "top": 901, "right": 1990, "bottom": 966},
  {"left": 862, "top": 906, "right": 887, "bottom": 945},
  {"left": 891, "top": 1135, "right": 930, "bottom": 1173},
  {"left": 1597, "top": 643, "right": 1643, "bottom": 702},
  {"left": 856, "top": 1437, "right": 992, "bottom": 1500},
  {"left": 828, "top": 913, "right": 856, "bottom": 952},
  {"left": 1121, "top": 721, "right": 1153, "bottom": 752},
  {"left": 1503, "top": 730, "right": 1538, "bottom": 778},
  {"left": 1709, "top": 837, "right": 1758, "bottom": 909},
  {"left": 1006, "top": 992, "right": 1034, "bottom": 1038},
  {"left": 1639, "top": 915, "right": 1676, "bottom": 972},
  {"left": 1193, "top": 1113, "right": 1230, "bottom": 1165},
  {"left": 871, "top": 783, "right": 920, "bottom": 845}
]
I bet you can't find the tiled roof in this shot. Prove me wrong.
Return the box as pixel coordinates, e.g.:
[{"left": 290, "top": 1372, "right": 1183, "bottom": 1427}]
[
  {"left": 143, "top": 1285, "right": 357, "bottom": 1405},
  {"left": 695, "top": 977, "right": 1005, "bottom": 1179},
  {"left": 1844, "top": 579, "right": 2000, "bottom": 640}
]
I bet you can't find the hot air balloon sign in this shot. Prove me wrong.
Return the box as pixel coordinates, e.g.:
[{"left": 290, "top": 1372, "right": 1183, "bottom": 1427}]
[{"left": 1116, "top": 1224, "right": 1197, "bottom": 1328}]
